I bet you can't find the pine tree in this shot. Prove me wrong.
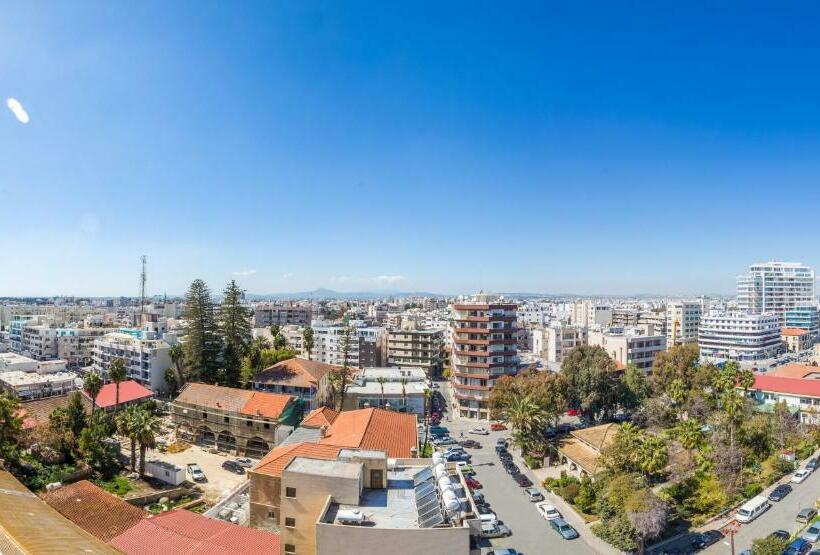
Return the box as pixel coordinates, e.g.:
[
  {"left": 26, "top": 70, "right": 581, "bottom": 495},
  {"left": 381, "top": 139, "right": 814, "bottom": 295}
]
[
  {"left": 219, "top": 280, "right": 252, "bottom": 387},
  {"left": 183, "top": 279, "right": 223, "bottom": 384}
]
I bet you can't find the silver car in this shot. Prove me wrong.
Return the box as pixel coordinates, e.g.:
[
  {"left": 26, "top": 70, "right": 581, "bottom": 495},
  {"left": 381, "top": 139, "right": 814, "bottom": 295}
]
[
  {"left": 524, "top": 487, "right": 544, "bottom": 502},
  {"left": 803, "top": 523, "right": 820, "bottom": 543}
]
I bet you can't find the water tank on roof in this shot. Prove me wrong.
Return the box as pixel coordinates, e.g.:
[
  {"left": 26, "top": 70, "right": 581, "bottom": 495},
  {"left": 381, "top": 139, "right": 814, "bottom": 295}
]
[{"left": 438, "top": 476, "right": 452, "bottom": 489}]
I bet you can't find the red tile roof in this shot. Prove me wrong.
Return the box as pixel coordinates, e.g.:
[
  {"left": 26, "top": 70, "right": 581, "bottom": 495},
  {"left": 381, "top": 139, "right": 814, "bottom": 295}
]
[
  {"left": 748, "top": 375, "right": 820, "bottom": 398},
  {"left": 782, "top": 327, "right": 810, "bottom": 337},
  {"left": 41, "top": 480, "right": 146, "bottom": 542},
  {"left": 93, "top": 381, "right": 153, "bottom": 409},
  {"left": 253, "top": 358, "right": 340, "bottom": 389},
  {"left": 17, "top": 393, "right": 93, "bottom": 429},
  {"left": 770, "top": 363, "right": 817, "bottom": 379},
  {"left": 109, "top": 509, "right": 280, "bottom": 555},
  {"left": 175, "top": 383, "right": 295, "bottom": 420},
  {"left": 252, "top": 443, "right": 343, "bottom": 478},
  {"left": 301, "top": 407, "right": 339, "bottom": 429},
  {"left": 320, "top": 408, "right": 418, "bottom": 458}
]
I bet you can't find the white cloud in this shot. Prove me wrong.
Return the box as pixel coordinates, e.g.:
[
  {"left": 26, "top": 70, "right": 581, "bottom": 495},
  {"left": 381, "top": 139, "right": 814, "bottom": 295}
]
[
  {"left": 6, "top": 98, "right": 29, "bottom": 124},
  {"left": 232, "top": 269, "right": 257, "bottom": 276},
  {"left": 372, "top": 275, "right": 406, "bottom": 285}
]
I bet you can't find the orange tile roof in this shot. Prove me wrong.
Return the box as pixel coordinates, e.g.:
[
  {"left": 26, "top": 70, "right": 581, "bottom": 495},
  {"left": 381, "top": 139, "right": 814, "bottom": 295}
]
[
  {"left": 41, "top": 480, "right": 147, "bottom": 542},
  {"left": 17, "top": 393, "right": 92, "bottom": 430},
  {"left": 301, "top": 407, "right": 339, "bottom": 429},
  {"left": 253, "top": 358, "right": 341, "bottom": 389},
  {"left": 770, "top": 363, "right": 817, "bottom": 379},
  {"left": 320, "top": 408, "right": 418, "bottom": 458},
  {"left": 175, "top": 383, "right": 294, "bottom": 420},
  {"left": 252, "top": 443, "right": 343, "bottom": 477},
  {"left": 782, "top": 327, "right": 810, "bottom": 337}
]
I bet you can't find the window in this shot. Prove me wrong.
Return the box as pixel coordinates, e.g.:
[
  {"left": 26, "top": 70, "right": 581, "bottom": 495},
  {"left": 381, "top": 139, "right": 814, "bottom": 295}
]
[
  {"left": 267, "top": 511, "right": 275, "bottom": 518},
  {"left": 285, "top": 517, "right": 295, "bottom": 528},
  {"left": 224, "top": 416, "right": 229, "bottom": 423},
  {"left": 264, "top": 422, "right": 270, "bottom": 429},
  {"left": 284, "top": 544, "right": 296, "bottom": 554},
  {"left": 285, "top": 487, "right": 296, "bottom": 498},
  {"left": 202, "top": 412, "right": 207, "bottom": 419},
  {"left": 246, "top": 420, "right": 253, "bottom": 427}
]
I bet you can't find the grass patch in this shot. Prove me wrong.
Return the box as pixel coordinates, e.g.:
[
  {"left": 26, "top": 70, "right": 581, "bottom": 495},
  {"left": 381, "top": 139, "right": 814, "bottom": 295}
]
[{"left": 93, "top": 476, "right": 134, "bottom": 497}]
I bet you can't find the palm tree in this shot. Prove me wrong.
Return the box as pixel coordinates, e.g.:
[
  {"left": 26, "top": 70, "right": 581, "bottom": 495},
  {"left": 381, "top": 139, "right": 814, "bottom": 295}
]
[
  {"left": 377, "top": 377, "right": 387, "bottom": 408},
  {"left": 168, "top": 343, "right": 185, "bottom": 389},
  {"left": 637, "top": 436, "right": 668, "bottom": 479},
  {"left": 674, "top": 419, "right": 703, "bottom": 450},
  {"left": 400, "top": 377, "right": 408, "bottom": 412},
  {"left": 108, "top": 358, "right": 127, "bottom": 413},
  {"left": 302, "top": 327, "right": 314, "bottom": 360},
  {"left": 84, "top": 370, "right": 103, "bottom": 418},
  {"left": 134, "top": 406, "right": 161, "bottom": 477},
  {"left": 738, "top": 368, "right": 755, "bottom": 393},
  {"left": 503, "top": 395, "right": 548, "bottom": 454},
  {"left": 421, "top": 388, "right": 433, "bottom": 455},
  {"left": 116, "top": 405, "right": 140, "bottom": 471}
]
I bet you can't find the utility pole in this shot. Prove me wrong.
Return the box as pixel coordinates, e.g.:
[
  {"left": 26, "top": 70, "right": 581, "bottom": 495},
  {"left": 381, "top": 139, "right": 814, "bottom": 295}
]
[{"left": 139, "top": 255, "right": 147, "bottom": 328}]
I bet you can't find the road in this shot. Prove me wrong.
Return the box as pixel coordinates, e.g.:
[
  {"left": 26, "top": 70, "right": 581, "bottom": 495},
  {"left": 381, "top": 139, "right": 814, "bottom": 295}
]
[
  {"left": 438, "top": 383, "right": 602, "bottom": 555},
  {"left": 652, "top": 460, "right": 820, "bottom": 554}
]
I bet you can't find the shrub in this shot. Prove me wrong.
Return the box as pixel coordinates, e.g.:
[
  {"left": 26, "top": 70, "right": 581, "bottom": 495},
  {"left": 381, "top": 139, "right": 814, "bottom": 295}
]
[
  {"left": 591, "top": 516, "right": 638, "bottom": 551},
  {"left": 93, "top": 476, "right": 134, "bottom": 497},
  {"left": 543, "top": 477, "right": 559, "bottom": 491},
  {"left": 523, "top": 454, "right": 542, "bottom": 469},
  {"left": 742, "top": 483, "right": 763, "bottom": 498},
  {"left": 560, "top": 482, "right": 580, "bottom": 504}
]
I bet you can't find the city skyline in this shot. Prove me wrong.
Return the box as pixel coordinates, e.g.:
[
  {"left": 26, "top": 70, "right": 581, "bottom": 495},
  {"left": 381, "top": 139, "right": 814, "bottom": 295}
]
[{"left": 4, "top": 3, "right": 820, "bottom": 296}]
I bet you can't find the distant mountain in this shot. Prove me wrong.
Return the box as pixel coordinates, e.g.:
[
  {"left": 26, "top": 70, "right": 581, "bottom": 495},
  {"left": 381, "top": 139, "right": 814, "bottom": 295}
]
[{"left": 245, "top": 288, "right": 449, "bottom": 301}]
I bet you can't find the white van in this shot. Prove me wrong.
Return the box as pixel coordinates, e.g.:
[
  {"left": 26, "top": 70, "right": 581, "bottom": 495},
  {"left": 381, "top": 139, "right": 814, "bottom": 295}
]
[{"left": 736, "top": 495, "right": 770, "bottom": 523}]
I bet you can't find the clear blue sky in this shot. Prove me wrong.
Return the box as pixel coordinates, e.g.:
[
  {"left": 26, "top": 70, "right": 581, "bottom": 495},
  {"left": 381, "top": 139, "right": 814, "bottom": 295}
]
[{"left": 2, "top": 2, "right": 820, "bottom": 297}]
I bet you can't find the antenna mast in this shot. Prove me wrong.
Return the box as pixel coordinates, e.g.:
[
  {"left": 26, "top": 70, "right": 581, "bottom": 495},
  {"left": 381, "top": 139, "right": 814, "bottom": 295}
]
[{"left": 139, "top": 255, "right": 147, "bottom": 327}]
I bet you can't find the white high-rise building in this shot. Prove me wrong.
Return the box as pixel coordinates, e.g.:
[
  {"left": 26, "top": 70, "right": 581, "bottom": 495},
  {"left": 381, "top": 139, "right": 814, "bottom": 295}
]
[
  {"left": 666, "top": 301, "right": 703, "bottom": 346},
  {"left": 737, "top": 262, "right": 815, "bottom": 322},
  {"left": 698, "top": 311, "right": 782, "bottom": 361}
]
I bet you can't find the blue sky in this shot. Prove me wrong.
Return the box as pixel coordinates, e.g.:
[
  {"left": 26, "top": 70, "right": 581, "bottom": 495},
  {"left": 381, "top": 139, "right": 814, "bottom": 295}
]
[{"left": 2, "top": 2, "right": 820, "bottom": 297}]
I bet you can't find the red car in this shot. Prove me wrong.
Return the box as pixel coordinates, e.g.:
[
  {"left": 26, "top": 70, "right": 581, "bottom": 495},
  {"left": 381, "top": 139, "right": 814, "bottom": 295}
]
[
  {"left": 490, "top": 422, "right": 507, "bottom": 431},
  {"left": 566, "top": 409, "right": 579, "bottom": 417},
  {"left": 464, "top": 476, "right": 482, "bottom": 490}
]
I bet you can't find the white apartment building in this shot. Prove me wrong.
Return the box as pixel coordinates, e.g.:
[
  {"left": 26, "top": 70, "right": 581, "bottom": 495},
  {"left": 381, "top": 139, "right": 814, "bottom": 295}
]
[
  {"left": 344, "top": 366, "right": 428, "bottom": 414},
  {"left": 309, "top": 321, "right": 386, "bottom": 369},
  {"left": 532, "top": 324, "right": 588, "bottom": 363},
  {"left": 588, "top": 325, "right": 667, "bottom": 370},
  {"left": 0, "top": 370, "right": 77, "bottom": 401},
  {"left": 91, "top": 331, "right": 173, "bottom": 394},
  {"left": 572, "top": 301, "right": 613, "bottom": 329},
  {"left": 0, "top": 353, "right": 39, "bottom": 373},
  {"left": 737, "top": 262, "right": 815, "bottom": 322},
  {"left": 698, "top": 311, "right": 783, "bottom": 362},
  {"left": 666, "top": 301, "right": 703, "bottom": 346}
]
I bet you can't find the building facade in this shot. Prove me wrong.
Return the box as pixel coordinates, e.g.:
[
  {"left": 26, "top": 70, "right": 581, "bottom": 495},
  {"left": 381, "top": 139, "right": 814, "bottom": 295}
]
[
  {"left": 785, "top": 306, "right": 820, "bottom": 338},
  {"left": 450, "top": 296, "right": 519, "bottom": 419},
  {"left": 254, "top": 304, "right": 313, "bottom": 328},
  {"left": 343, "top": 367, "right": 428, "bottom": 414},
  {"left": 90, "top": 331, "right": 172, "bottom": 394},
  {"left": 665, "top": 301, "right": 703, "bottom": 346},
  {"left": 588, "top": 326, "right": 667, "bottom": 370},
  {"left": 737, "top": 262, "right": 815, "bottom": 322},
  {"left": 309, "top": 322, "right": 386, "bottom": 369},
  {"left": 698, "top": 311, "right": 782, "bottom": 361},
  {"left": 532, "top": 324, "right": 587, "bottom": 364},
  {"left": 386, "top": 323, "right": 445, "bottom": 378}
]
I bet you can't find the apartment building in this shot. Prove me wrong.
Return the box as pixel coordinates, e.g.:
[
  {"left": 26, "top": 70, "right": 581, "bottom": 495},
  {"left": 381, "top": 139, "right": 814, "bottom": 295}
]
[
  {"left": 344, "top": 366, "right": 428, "bottom": 414},
  {"left": 171, "top": 383, "right": 299, "bottom": 458},
  {"left": 571, "top": 301, "right": 612, "bottom": 329},
  {"left": 782, "top": 328, "right": 811, "bottom": 352},
  {"left": 450, "top": 295, "right": 519, "bottom": 419},
  {"left": 639, "top": 310, "right": 667, "bottom": 336},
  {"left": 252, "top": 358, "right": 339, "bottom": 411},
  {"left": 698, "top": 311, "right": 782, "bottom": 361},
  {"left": 532, "top": 324, "right": 588, "bottom": 364},
  {"left": 255, "top": 304, "right": 313, "bottom": 328},
  {"left": 785, "top": 306, "right": 820, "bottom": 338},
  {"left": 737, "top": 261, "right": 815, "bottom": 322},
  {"left": 611, "top": 308, "right": 640, "bottom": 327},
  {"left": 588, "top": 325, "right": 666, "bottom": 370},
  {"left": 0, "top": 352, "right": 39, "bottom": 373},
  {"left": 309, "top": 322, "right": 386, "bottom": 369},
  {"left": 386, "top": 321, "right": 446, "bottom": 378},
  {"left": 90, "top": 331, "right": 172, "bottom": 394},
  {"left": 666, "top": 301, "right": 703, "bottom": 346},
  {"left": 0, "top": 370, "right": 78, "bottom": 401}
]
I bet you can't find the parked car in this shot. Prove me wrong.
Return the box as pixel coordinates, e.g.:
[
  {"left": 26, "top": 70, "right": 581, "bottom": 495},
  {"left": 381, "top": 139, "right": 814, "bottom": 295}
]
[
  {"left": 503, "top": 462, "right": 520, "bottom": 475},
  {"left": 234, "top": 457, "right": 253, "bottom": 468},
  {"left": 792, "top": 469, "right": 811, "bottom": 483},
  {"left": 480, "top": 522, "right": 512, "bottom": 538},
  {"left": 549, "top": 518, "right": 579, "bottom": 540},
  {"left": 498, "top": 451, "right": 513, "bottom": 461},
  {"left": 469, "top": 427, "right": 489, "bottom": 435},
  {"left": 464, "top": 476, "right": 482, "bottom": 490},
  {"left": 456, "top": 462, "right": 474, "bottom": 475},
  {"left": 802, "top": 523, "right": 820, "bottom": 542},
  {"left": 445, "top": 452, "right": 471, "bottom": 462},
  {"left": 495, "top": 437, "right": 508, "bottom": 448},
  {"left": 512, "top": 473, "right": 532, "bottom": 487},
  {"left": 770, "top": 530, "right": 791, "bottom": 540},
  {"left": 769, "top": 484, "right": 792, "bottom": 501},
  {"left": 186, "top": 463, "right": 206, "bottom": 482},
  {"left": 535, "top": 502, "right": 561, "bottom": 520},
  {"left": 459, "top": 439, "right": 481, "bottom": 449},
  {"left": 797, "top": 508, "right": 818, "bottom": 523},
  {"left": 487, "top": 550, "right": 518, "bottom": 555},
  {"left": 490, "top": 422, "right": 507, "bottom": 431},
  {"left": 807, "top": 458, "right": 819, "bottom": 471},
  {"left": 471, "top": 491, "right": 485, "bottom": 505},
  {"left": 691, "top": 530, "right": 723, "bottom": 550},
  {"left": 221, "top": 460, "right": 246, "bottom": 474},
  {"left": 433, "top": 436, "right": 458, "bottom": 446},
  {"left": 476, "top": 504, "right": 494, "bottom": 516},
  {"left": 524, "top": 487, "right": 544, "bottom": 502},
  {"left": 785, "top": 538, "right": 812, "bottom": 555}
]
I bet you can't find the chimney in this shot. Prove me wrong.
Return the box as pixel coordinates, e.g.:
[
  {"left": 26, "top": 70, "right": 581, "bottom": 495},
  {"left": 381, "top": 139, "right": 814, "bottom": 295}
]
[{"left": 320, "top": 425, "right": 328, "bottom": 438}]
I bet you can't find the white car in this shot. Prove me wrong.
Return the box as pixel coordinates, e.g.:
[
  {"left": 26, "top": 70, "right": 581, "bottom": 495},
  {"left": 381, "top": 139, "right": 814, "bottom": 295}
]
[
  {"left": 792, "top": 469, "right": 811, "bottom": 483},
  {"left": 535, "top": 502, "right": 561, "bottom": 520},
  {"left": 469, "top": 427, "right": 490, "bottom": 435}
]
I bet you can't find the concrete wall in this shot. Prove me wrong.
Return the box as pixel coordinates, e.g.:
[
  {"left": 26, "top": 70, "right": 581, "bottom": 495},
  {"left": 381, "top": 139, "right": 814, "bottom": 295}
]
[{"left": 316, "top": 522, "right": 470, "bottom": 555}]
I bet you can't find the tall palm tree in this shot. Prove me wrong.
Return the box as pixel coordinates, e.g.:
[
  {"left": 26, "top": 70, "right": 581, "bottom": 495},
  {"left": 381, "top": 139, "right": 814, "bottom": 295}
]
[
  {"left": 168, "top": 343, "right": 185, "bottom": 389},
  {"left": 302, "top": 327, "right": 314, "bottom": 360},
  {"left": 134, "top": 406, "right": 161, "bottom": 477},
  {"left": 108, "top": 358, "right": 127, "bottom": 414},
  {"left": 116, "top": 405, "right": 140, "bottom": 471},
  {"left": 400, "top": 377, "right": 408, "bottom": 412},
  {"left": 637, "top": 435, "right": 668, "bottom": 479},
  {"left": 84, "top": 370, "right": 103, "bottom": 418},
  {"left": 674, "top": 419, "right": 703, "bottom": 450},
  {"left": 422, "top": 388, "right": 433, "bottom": 455},
  {"left": 377, "top": 377, "right": 387, "bottom": 408},
  {"left": 503, "top": 395, "right": 548, "bottom": 454}
]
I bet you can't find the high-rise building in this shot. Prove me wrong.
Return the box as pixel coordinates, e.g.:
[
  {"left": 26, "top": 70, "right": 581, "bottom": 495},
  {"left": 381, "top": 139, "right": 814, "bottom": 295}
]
[
  {"left": 309, "top": 321, "right": 386, "bottom": 368},
  {"left": 785, "top": 306, "right": 820, "bottom": 338},
  {"left": 450, "top": 294, "right": 518, "bottom": 419},
  {"left": 737, "top": 262, "right": 815, "bottom": 322},
  {"left": 665, "top": 301, "right": 703, "bottom": 346},
  {"left": 698, "top": 311, "right": 782, "bottom": 361}
]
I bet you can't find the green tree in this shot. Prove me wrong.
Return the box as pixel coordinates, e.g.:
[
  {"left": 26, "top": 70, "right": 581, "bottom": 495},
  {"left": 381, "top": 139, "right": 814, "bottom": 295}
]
[
  {"left": 168, "top": 343, "right": 185, "bottom": 388},
  {"left": 83, "top": 370, "right": 103, "bottom": 418},
  {"left": 164, "top": 367, "right": 179, "bottom": 397},
  {"left": 329, "top": 326, "right": 355, "bottom": 411},
  {"left": 302, "top": 326, "right": 315, "bottom": 360},
  {"left": 108, "top": 357, "right": 127, "bottom": 413},
  {"left": 0, "top": 393, "right": 22, "bottom": 460},
  {"left": 625, "top": 489, "right": 668, "bottom": 555},
  {"left": 269, "top": 324, "right": 281, "bottom": 340},
  {"left": 622, "top": 365, "right": 651, "bottom": 411},
  {"left": 499, "top": 395, "right": 549, "bottom": 455},
  {"left": 134, "top": 406, "right": 161, "bottom": 477},
  {"left": 637, "top": 435, "right": 668, "bottom": 479},
  {"left": 400, "top": 377, "right": 408, "bottom": 411},
  {"left": 673, "top": 419, "right": 704, "bottom": 450},
  {"left": 376, "top": 376, "right": 387, "bottom": 408},
  {"left": 116, "top": 404, "right": 140, "bottom": 471},
  {"left": 183, "top": 279, "right": 223, "bottom": 384},
  {"left": 219, "top": 280, "right": 252, "bottom": 387},
  {"left": 66, "top": 392, "right": 88, "bottom": 440},
  {"left": 651, "top": 343, "right": 700, "bottom": 394},
  {"left": 561, "top": 345, "right": 621, "bottom": 422},
  {"left": 751, "top": 535, "right": 789, "bottom": 555},
  {"left": 79, "top": 411, "right": 119, "bottom": 478}
]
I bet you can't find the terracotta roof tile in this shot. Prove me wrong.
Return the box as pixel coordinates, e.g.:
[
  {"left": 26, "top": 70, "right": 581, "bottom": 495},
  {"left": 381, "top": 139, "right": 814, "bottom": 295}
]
[
  {"left": 253, "top": 358, "right": 341, "bottom": 389},
  {"left": 251, "top": 443, "right": 343, "bottom": 477},
  {"left": 301, "top": 407, "right": 339, "bottom": 429},
  {"left": 109, "top": 509, "right": 280, "bottom": 555},
  {"left": 782, "top": 327, "right": 810, "bottom": 337},
  {"left": 93, "top": 381, "right": 153, "bottom": 409},
  {"left": 175, "top": 383, "right": 294, "bottom": 420},
  {"left": 41, "top": 480, "right": 146, "bottom": 542},
  {"left": 770, "top": 363, "right": 817, "bottom": 379},
  {"left": 18, "top": 393, "right": 92, "bottom": 430},
  {"left": 319, "top": 408, "right": 418, "bottom": 458}
]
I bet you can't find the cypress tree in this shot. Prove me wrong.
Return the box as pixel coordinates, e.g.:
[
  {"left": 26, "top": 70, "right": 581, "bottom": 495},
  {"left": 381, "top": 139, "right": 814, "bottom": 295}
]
[{"left": 183, "top": 279, "right": 222, "bottom": 383}]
